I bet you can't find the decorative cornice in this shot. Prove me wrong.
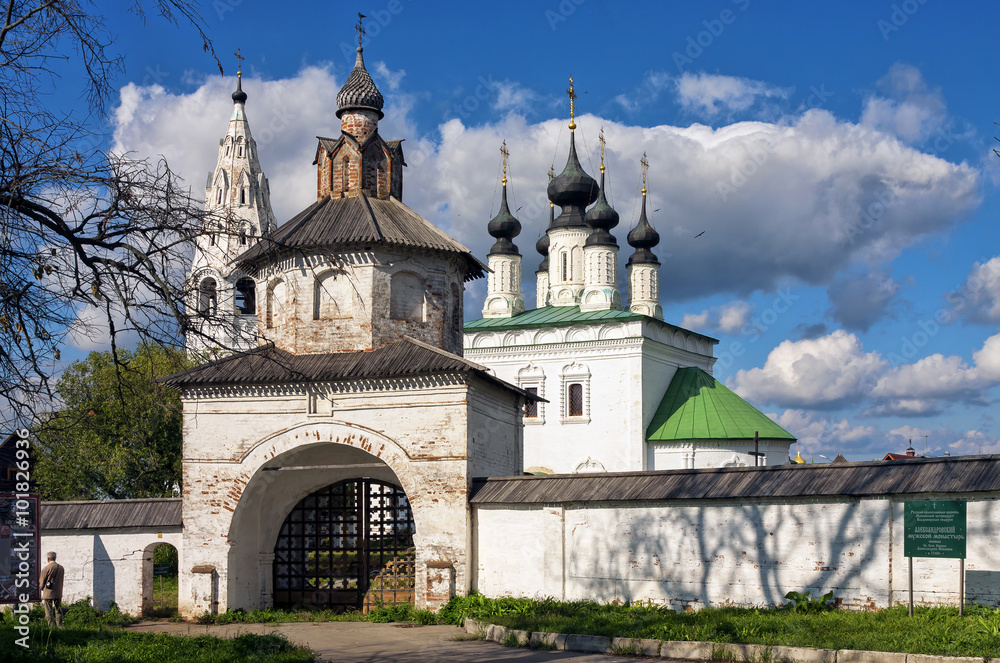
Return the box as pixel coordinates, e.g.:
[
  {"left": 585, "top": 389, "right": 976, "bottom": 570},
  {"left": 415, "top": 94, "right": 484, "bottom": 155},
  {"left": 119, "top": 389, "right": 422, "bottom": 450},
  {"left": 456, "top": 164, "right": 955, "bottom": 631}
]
[{"left": 181, "top": 373, "right": 471, "bottom": 401}]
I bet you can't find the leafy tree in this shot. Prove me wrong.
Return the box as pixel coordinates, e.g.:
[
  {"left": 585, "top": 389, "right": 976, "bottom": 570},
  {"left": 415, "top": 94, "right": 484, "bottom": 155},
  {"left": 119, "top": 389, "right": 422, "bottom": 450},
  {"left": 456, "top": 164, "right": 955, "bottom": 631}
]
[
  {"left": 33, "top": 345, "right": 192, "bottom": 500},
  {"left": 0, "top": 1, "right": 238, "bottom": 426}
]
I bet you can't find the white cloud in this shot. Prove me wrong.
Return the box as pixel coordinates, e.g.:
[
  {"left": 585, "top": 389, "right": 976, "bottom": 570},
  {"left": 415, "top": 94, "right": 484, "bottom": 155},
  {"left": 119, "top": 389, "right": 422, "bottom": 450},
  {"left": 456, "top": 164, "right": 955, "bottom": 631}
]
[
  {"left": 676, "top": 72, "right": 791, "bottom": 117},
  {"left": 373, "top": 62, "right": 406, "bottom": 90},
  {"left": 947, "top": 256, "right": 1000, "bottom": 324},
  {"left": 729, "top": 330, "right": 886, "bottom": 409},
  {"left": 112, "top": 68, "right": 981, "bottom": 311},
  {"left": 774, "top": 409, "right": 878, "bottom": 457},
  {"left": 860, "top": 63, "right": 947, "bottom": 144},
  {"left": 681, "top": 301, "right": 752, "bottom": 334}
]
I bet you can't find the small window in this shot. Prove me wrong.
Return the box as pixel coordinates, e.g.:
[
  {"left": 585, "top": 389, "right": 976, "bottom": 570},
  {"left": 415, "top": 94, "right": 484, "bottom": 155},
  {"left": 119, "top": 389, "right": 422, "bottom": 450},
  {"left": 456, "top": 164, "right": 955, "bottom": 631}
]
[
  {"left": 240, "top": 188, "right": 246, "bottom": 205},
  {"left": 524, "top": 388, "right": 538, "bottom": 418},
  {"left": 216, "top": 188, "right": 223, "bottom": 204},
  {"left": 235, "top": 278, "right": 255, "bottom": 315},
  {"left": 198, "top": 278, "right": 217, "bottom": 316},
  {"left": 561, "top": 253, "right": 568, "bottom": 281},
  {"left": 568, "top": 383, "right": 583, "bottom": 417}
]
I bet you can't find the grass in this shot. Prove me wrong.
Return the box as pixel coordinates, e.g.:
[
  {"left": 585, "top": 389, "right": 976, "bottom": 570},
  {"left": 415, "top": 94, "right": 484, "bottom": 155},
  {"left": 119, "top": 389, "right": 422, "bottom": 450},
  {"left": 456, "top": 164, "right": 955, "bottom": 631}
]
[
  {"left": 0, "top": 601, "right": 316, "bottom": 662},
  {"left": 145, "top": 575, "right": 179, "bottom": 618},
  {"left": 435, "top": 594, "right": 1000, "bottom": 659}
]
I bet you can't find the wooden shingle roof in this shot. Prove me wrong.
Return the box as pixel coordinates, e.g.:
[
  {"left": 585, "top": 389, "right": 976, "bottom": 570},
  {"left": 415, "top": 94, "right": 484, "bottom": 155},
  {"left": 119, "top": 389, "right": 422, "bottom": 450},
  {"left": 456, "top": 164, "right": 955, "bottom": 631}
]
[
  {"left": 469, "top": 455, "right": 1000, "bottom": 504},
  {"left": 41, "top": 498, "right": 182, "bottom": 530},
  {"left": 235, "top": 192, "right": 485, "bottom": 280},
  {"left": 160, "top": 336, "right": 542, "bottom": 402}
]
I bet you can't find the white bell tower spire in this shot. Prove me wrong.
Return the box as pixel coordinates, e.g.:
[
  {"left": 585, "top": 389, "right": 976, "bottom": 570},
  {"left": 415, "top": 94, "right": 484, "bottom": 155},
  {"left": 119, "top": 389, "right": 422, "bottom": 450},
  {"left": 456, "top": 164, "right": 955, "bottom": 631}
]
[{"left": 189, "top": 51, "right": 276, "bottom": 355}]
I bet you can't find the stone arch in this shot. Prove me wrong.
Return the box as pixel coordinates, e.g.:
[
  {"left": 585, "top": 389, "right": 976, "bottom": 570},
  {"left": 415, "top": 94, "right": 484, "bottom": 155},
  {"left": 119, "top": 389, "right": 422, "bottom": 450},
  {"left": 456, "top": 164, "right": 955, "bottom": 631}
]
[
  {"left": 472, "top": 332, "right": 498, "bottom": 349},
  {"left": 566, "top": 327, "right": 592, "bottom": 343},
  {"left": 534, "top": 329, "right": 557, "bottom": 345},
  {"left": 222, "top": 421, "right": 423, "bottom": 611},
  {"left": 686, "top": 336, "right": 699, "bottom": 353},
  {"left": 141, "top": 541, "right": 178, "bottom": 616},
  {"left": 599, "top": 324, "right": 625, "bottom": 340},
  {"left": 313, "top": 269, "right": 353, "bottom": 320}
]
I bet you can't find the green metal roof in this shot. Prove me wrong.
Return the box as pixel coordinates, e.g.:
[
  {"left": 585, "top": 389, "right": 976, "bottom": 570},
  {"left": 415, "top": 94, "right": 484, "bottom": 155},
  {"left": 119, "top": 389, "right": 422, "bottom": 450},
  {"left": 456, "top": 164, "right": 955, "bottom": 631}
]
[
  {"left": 646, "top": 367, "right": 796, "bottom": 442},
  {"left": 464, "top": 306, "right": 717, "bottom": 343}
]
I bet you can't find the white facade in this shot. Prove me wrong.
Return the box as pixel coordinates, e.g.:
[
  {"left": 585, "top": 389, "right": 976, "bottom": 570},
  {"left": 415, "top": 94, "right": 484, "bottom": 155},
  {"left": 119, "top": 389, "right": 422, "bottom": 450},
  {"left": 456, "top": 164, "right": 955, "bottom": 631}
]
[
  {"left": 465, "top": 317, "right": 724, "bottom": 473},
  {"left": 483, "top": 253, "right": 525, "bottom": 319}
]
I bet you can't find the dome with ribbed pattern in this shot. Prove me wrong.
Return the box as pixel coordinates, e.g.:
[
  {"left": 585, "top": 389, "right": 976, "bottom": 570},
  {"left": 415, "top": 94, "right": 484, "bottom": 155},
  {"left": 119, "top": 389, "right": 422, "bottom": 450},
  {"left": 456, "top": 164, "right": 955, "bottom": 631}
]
[{"left": 336, "top": 47, "right": 384, "bottom": 119}]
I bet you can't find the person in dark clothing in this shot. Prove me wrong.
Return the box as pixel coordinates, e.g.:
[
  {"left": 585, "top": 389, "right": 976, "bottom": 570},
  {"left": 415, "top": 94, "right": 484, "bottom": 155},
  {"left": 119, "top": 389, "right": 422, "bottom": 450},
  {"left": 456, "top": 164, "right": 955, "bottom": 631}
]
[{"left": 39, "top": 551, "right": 64, "bottom": 628}]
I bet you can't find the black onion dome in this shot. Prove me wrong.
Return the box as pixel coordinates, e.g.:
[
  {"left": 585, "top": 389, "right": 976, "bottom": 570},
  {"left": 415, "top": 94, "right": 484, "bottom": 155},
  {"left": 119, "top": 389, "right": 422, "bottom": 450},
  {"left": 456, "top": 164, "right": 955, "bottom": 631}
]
[
  {"left": 546, "top": 131, "right": 598, "bottom": 228},
  {"left": 487, "top": 182, "right": 521, "bottom": 256},
  {"left": 584, "top": 170, "right": 619, "bottom": 247},
  {"left": 232, "top": 73, "right": 247, "bottom": 104},
  {"left": 627, "top": 193, "right": 660, "bottom": 265},
  {"left": 336, "top": 47, "right": 385, "bottom": 119},
  {"left": 536, "top": 206, "right": 552, "bottom": 272}
]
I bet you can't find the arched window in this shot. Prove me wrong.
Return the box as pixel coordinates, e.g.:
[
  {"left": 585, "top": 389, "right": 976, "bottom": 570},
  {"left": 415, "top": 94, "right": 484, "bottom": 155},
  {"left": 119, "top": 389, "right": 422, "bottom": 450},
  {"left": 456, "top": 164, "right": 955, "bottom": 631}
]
[
  {"left": 235, "top": 278, "right": 256, "bottom": 315},
  {"left": 561, "top": 252, "right": 568, "bottom": 282},
  {"left": 389, "top": 272, "right": 425, "bottom": 322},
  {"left": 340, "top": 156, "right": 350, "bottom": 195},
  {"left": 237, "top": 137, "right": 244, "bottom": 157},
  {"left": 240, "top": 188, "right": 246, "bottom": 205},
  {"left": 216, "top": 188, "right": 223, "bottom": 204},
  {"left": 198, "top": 278, "right": 217, "bottom": 316}
]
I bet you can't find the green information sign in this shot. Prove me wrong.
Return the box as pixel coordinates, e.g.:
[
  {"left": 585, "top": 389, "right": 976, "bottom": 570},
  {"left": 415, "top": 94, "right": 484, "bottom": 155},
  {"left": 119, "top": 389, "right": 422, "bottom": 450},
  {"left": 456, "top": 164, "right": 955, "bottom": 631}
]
[
  {"left": 153, "top": 564, "right": 173, "bottom": 577},
  {"left": 904, "top": 500, "right": 966, "bottom": 559}
]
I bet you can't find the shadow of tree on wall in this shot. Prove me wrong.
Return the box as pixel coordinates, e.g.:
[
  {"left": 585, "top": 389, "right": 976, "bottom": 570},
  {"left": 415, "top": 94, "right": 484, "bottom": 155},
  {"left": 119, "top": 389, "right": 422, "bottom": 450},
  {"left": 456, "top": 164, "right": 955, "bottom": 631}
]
[{"left": 564, "top": 497, "right": 890, "bottom": 609}]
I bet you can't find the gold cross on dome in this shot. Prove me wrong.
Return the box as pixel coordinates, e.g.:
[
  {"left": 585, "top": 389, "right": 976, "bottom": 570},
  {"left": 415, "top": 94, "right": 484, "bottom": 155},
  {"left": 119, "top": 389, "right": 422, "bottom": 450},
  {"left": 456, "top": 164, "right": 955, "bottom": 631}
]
[
  {"left": 234, "top": 48, "right": 244, "bottom": 76},
  {"left": 356, "top": 13, "right": 367, "bottom": 48},
  {"left": 548, "top": 164, "right": 555, "bottom": 181},
  {"left": 640, "top": 152, "right": 649, "bottom": 195},
  {"left": 566, "top": 76, "right": 577, "bottom": 130},
  {"left": 500, "top": 140, "right": 510, "bottom": 185}
]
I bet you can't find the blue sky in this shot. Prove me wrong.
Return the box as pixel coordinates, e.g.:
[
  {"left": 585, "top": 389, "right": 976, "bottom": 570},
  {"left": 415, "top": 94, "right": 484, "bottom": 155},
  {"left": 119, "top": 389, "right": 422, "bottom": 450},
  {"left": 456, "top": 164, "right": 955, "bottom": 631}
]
[{"left": 78, "top": 0, "right": 1000, "bottom": 459}]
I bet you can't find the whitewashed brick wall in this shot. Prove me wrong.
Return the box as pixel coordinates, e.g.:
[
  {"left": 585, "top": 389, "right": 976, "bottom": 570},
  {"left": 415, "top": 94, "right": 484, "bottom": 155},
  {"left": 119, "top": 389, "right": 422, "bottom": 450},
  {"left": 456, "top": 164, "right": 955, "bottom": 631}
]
[{"left": 473, "top": 495, "right": 1000, "bottom": 609}]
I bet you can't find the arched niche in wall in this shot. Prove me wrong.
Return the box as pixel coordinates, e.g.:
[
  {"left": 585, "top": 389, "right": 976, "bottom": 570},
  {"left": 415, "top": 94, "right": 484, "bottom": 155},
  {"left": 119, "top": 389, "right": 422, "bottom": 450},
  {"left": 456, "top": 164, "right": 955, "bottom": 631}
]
[
  {"left": 313, "top": 270, "right": 354, "bottom": 320},
  {"left": 389, "top": 271, "right": 426, "bottom": 322}
]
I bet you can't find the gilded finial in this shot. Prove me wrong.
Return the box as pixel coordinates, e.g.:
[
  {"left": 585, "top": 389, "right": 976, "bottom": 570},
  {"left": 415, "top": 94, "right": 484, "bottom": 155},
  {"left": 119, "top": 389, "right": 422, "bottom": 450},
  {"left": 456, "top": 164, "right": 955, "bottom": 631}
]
[
  {"left": 356, "top": 13, "right": 367, "bottom": 48},
  {"left": 599, "top": 127, "right": 606, "bottom": 174},
  {"left": 566, "top": 76, "right": 577, "bottom": 131},
  {"left": 234, "top": 48, "right": 244, "bottom": 78},
  {"left": 640, "top": 152, "right": 648, "bottom": 195},
  {"left": 500, "top": 140, "right": 509, "bottom": 185}
]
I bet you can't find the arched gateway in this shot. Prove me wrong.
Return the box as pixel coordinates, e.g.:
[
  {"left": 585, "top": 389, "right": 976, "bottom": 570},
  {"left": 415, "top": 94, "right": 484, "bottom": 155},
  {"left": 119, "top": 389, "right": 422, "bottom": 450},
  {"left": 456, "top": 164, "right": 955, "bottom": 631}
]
[
  {"left": 169, "top": 37, "right": 533, "bottom": 618},
  {"left": 273, "top": 478, "right": 414, "bottom": 610}
]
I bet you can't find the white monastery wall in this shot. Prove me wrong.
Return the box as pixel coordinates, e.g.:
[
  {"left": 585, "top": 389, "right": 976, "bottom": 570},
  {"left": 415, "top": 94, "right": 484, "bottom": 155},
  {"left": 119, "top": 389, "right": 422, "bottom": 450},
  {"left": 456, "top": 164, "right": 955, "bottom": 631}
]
[
  {"left": 40, "top": 528, "right": 182, "bottom": 615},
  {"left": 473, "top": 494, "right": 1000, "bottom": 610}
]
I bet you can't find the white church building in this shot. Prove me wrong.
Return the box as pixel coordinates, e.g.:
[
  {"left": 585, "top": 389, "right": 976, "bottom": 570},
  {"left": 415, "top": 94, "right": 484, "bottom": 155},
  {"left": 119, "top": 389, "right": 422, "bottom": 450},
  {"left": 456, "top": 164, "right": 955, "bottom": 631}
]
[{"left": 34, "top": 39, "right": 1000, "bottom": 618}]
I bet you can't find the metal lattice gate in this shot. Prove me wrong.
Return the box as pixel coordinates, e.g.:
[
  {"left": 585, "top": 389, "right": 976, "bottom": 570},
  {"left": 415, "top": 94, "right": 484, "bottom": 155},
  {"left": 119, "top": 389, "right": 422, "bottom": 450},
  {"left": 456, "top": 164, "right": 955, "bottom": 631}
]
[{"left": 272, "top": 479, "right": 415, "bottom": 610}]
